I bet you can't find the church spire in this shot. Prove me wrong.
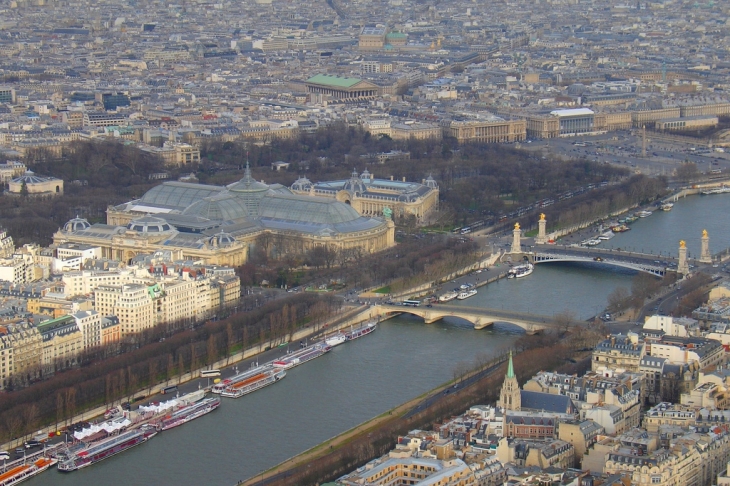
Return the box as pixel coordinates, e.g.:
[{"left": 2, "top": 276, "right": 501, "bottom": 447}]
[{"left": 507, "top": 350, "right": 515, "bottom": 379}]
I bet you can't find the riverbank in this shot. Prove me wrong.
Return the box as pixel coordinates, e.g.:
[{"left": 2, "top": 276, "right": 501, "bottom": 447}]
[
  {"left": 243, "top": 329, "right": 599, "bottom": 486},
  {"left": 0, "top": 304, "right": 375, "bottom": 453}
]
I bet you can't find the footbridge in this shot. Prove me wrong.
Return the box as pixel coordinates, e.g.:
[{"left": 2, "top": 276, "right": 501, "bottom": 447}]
[
  {"left": 372, "top": 303, "right": 581, "bottom": 332},
  {"left": 532, "top": 246, "right": 670, "bottom": 277}
]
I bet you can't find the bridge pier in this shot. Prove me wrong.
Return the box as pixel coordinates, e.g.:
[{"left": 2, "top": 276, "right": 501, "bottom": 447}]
[{"left": 473, "top": 318, "right": 494, "bottom": 330}]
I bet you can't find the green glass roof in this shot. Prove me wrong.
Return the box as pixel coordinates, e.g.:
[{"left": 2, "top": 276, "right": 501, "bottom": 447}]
[{"left": 306, "top": 74, "right": 363, "bottom": 88}]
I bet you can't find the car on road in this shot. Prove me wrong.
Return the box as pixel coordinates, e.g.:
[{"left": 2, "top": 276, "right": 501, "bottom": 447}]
[
  {"left": 0, "top": 451, "right": 8, "bottom": 461},
  {"left": 24, "top": 440, "right": 41, "bottom": 449}
]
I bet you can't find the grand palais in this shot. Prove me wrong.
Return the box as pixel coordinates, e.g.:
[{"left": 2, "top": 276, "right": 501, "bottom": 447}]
[{"left": 53, "top": 167, "right": 439, "bottom": 266}]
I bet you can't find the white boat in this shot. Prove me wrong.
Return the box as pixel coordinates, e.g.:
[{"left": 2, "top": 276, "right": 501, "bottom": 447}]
[
  {"left": 325, "top": 333, "right": 346, "bottom": 347},
  {"left": 439, "top": 291, "right": 458, "bottom": 302},
  {"left": 701, "top": 187, "right": 730, "bottom": 195},
  {"left": 456, "top": 289, "right": 477, "bottom": 300},
  {"left": 661, "top": 202, "right": 674, "bottom": 211},
  {"left": 598, "top": 231, "right": 615, "bottom": 240},
  {"left": 582, "top": 239, "right": 601, "bottom": 246},
  {"left": 636, "top": 210, "right": 653, "bottom": 218},
  {"left": 508, "top": 263, "right": 534, "bottom": 279}
]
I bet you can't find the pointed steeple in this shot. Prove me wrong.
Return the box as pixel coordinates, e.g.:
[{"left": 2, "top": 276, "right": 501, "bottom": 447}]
[{"left": 507, "top": 350, "right": 515, "bottom": 379}]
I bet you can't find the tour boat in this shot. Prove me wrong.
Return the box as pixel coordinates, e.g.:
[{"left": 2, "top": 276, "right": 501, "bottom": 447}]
[
  {"left": 345, "top": 320, "right": 377, "bottom": 341},
  {"left": 636, "top": 210, "right": 653, "bottom": 218},
  {"left": 325, "top": 333, "right": 346, "bottom": 347},
  {"left": 582, "top": 239, "right": 601, "bottom": 246},
  {"left": 57, "top": 426, "right": 157, "bottom": 471},
  {"left": 456, "top": 289, "right": 477, "bottom": 300},
  {"left": 508, "top": 263, "right": 534, "bottom": 279},
  {"left": 661, "top": 202, "right": 674, "bottom": 211},
  {"left": 598, "top": 231, "right": 615, "bottom": 240},
  {"left": 0, "top": 457, "right": 57, "bottom": 485},
  {"left": 157, "top": 396, "right": 221, "bottom": 431},
  {"left": 272, "top": 343, "right": 330, "bottom": 370},
  {"left": 439, "top": 291, "right": 458, "bottom": 302},
  {"left": 219, "top": 369, "right": 286, "bottom": 398},
  {"left": 211, "top": 364, "right": 272, "bottom": 394},
  {"left": 701, "top": 187, "right": 730, "bottom": 195},
  {"left": 610, "top": 224, "right": 630, "bottom": 233}
]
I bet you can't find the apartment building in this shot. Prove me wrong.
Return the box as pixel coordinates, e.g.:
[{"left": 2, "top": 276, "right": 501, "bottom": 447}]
[{"left": 37, "top": 315, "right": 83, "bottom": 374}]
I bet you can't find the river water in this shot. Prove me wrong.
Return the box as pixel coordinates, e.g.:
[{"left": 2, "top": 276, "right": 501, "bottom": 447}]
[{"left": 26, "top": 194, "right": 730, "bottom": 486}]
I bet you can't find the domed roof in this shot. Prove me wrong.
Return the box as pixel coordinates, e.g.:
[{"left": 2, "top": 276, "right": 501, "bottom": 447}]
[
  {"left": 291, "top": 176, "right": 313, "bottom": 192},
  {"left": 343, "top": 169, "right": 366, "bottom": 195},
  {"left": 208, "top": 231, "right": 236, "bottom": 248},
  {"left": 227, "top": 162, "right": 269, "bottom": 194},
  {"left": 12, "top": 171, "right": 58, "bottom": 185},
  {"left": 63, "top": 216, "right": 91, "bottom": 233},
  {"left": 181, "top": 193, "right": 249, "bottom": 221},
  {"left": 424, "top": 174, "right": 438, "bottom": 189},
  {"left": 127, "top": 215, "right": 174, "bottom": 234}
]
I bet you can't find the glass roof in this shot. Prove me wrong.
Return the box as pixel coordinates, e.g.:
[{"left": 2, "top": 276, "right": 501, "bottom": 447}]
[
  {"left": 181, "top": 194, "right": 250, "bottom": 221},
  {"left": 258, "top": 195, "right": 362, "bottom": 225},
  {"left": 139, "top": 182, "right": 224, "bottom": 210}
]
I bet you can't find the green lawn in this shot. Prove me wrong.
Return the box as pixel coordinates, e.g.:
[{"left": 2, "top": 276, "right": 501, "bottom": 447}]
[{"left": 374, "top": 285, "right": 391, "bottom": 294}]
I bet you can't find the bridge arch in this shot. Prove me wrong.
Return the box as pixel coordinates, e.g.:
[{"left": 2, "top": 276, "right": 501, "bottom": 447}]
[
  {"left": 532, "top": 254, "right": 665, "bottom": 277},
  {"left": 372, "top": 304, "right": 552, "bottom": 333}
]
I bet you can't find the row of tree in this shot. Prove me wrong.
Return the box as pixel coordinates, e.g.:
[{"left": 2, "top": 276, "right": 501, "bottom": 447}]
[{"left": 0, "top": 293, "right": 341, "bottom": 442}]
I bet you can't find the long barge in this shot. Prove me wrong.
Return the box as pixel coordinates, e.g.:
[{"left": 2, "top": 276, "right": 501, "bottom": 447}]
[
  {"left": 211, "top": 364, "right": 272, "bottom": 394},
  {"left": 219, "top": 369, "right": 286, "bottom": 398},
  {"left": 272, "top": 343, "right": 331, "bottom": 370},
  {"left": 57, "top": 426, "right": 157, "bottom": 472},
  {"left": 345, "top": 320, "right": 377, "bottom": 341},
  {"left": 0, "top": 457, "right": 57, "bottom": 486},
  {"left": 157, "top": 396, "right": 221, "bottom": 431}
]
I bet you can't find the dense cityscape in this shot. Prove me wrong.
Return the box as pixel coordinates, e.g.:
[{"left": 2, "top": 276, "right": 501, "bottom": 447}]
[{"left": 0, "top": 0, "right": 730, "bottom": 485}]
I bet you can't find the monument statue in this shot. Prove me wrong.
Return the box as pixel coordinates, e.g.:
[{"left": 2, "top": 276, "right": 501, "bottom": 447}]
[
  {"left": 540, "top": 213, "right": 545, "bottom": 221},
  {"left": 514, "top": 222, "right": 520, "bottom": 230},
  {"left": 703, "top": 229, "right": 708, "bottom": 238},
  {"left": 680, "top": 240, "right": 686, "bottom": 248},
  {"left": 382, "top": 207, "right": 392, "bottom": 220}
]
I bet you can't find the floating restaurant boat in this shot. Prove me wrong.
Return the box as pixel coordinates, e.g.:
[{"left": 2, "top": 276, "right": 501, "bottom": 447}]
[
  {"left": 57, "top": 426, "right": 157, "bottom": 472},
  {"left": 157, "top": 396, "right": 221, "bottom": 431},
  {"left": 272, "top": 343, "right": 331, "bottom": 370},
  {"left": 508, "top": 263, "right": 534, "bottom": 279},
  {"left": 456, "top": 289, "right": 478, "bottom": 300},
  {"left": 325, "top": 333, "right": 347, "bottom": 347},
  {"left": 438, "top": 291, "right": 458, "bottom": 302},
  {"left": 0, "top": 457, "right": 57, "bottom": 486},
  {"left": 219, "top": 369, "right": 286, "bottom": 398},
  {"left": 211, "top": 364, "right": 272, "bottom": 394},
  {"left": 345, "top": 320, "right": 377, "bottom": 341}
]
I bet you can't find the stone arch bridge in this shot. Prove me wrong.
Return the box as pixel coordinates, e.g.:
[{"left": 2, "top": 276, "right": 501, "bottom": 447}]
[{"left": 372, "top": 303, "right": 581, "bottom": 333}]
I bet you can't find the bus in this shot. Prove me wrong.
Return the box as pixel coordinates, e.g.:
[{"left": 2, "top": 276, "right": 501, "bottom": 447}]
[
  {"left": 460, "top": 227, "right": 472, "bottom": 234},
  {"left": 402, "top": 300, "right": 421, "bottom": 307},
  {"left": 200, "top": 369, "right": 221, "bottom": 378},
  {"left": 160, "top": 385, "right": 178, "bottom": 395}
]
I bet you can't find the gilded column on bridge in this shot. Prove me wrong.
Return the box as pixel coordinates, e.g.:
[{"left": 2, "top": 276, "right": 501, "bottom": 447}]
[
  {"left": 511, "top": 222, "right": 522, "bottom": 254},
  {"left": 678, "top": 240, "right": 689, "bottom": 275},
  {"left": 535, "top": 213, "right": 547, "bottom": 245},
  {"left": 700, "top": 229, "right": 712, "bottom": 264}
]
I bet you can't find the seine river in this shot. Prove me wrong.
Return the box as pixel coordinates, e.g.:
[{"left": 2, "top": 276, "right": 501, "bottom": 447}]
[{"left": 26, "top": 193, "right": 730, "bottom": 486}]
